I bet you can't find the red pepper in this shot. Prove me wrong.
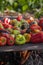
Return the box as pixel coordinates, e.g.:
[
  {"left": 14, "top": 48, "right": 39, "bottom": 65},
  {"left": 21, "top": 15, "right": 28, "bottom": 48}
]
[
  {"left": 0, "top": 20, "right": 3, "bottom": 23},
  {"left": 30, "top": 24, "right": 42, "bottom": 31},
  {"left": 31, "top": 32, "right": 43, "bottom": 43},
  {"left": 2, "top": 33, "right": 10, "bottom": 39},
  {"left": 2, "top": 23, "right": 13, "bottom": 29},
  {"left": 39, "top": 17, "right": 43, "bottom": 28},
  {"left": 17, "top": 15, "right": 22, "bottom": 21},
  {"left": 31, "top": 33, "right": 41, "bottom": 43},
  {"left": 4, "top": 18, "right": 10, "bottom": 24},
  {"left": 2, "top": 23, "right": 9, "bottom": 28},
  {"left": 40, "top": 32, "right": 43, "bottom": 42},
  {"left": 7, "top": 35, "right": 15, "bottom": 46},
  {"left": 0, "top": 36, "right": 7, "bottom": 46}
]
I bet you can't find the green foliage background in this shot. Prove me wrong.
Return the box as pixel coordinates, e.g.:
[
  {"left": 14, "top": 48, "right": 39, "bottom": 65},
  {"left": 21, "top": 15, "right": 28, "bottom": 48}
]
[{"left": 0, "top": 0, "right": 43, "bottom": 18}]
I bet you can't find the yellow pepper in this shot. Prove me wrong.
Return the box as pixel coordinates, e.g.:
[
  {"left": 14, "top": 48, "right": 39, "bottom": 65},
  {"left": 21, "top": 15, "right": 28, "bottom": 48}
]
[{"left": 24, "top": 33, "right": 31, "bottom": 43}]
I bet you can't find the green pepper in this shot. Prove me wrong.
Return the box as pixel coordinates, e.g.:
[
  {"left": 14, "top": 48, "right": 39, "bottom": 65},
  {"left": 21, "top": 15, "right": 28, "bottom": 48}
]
[
  {"left": 13, "top": 30, "right": 20, "bottom": 35},
  {"left": 15, "top": 34, "right": 26, "bottom": 44}
]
